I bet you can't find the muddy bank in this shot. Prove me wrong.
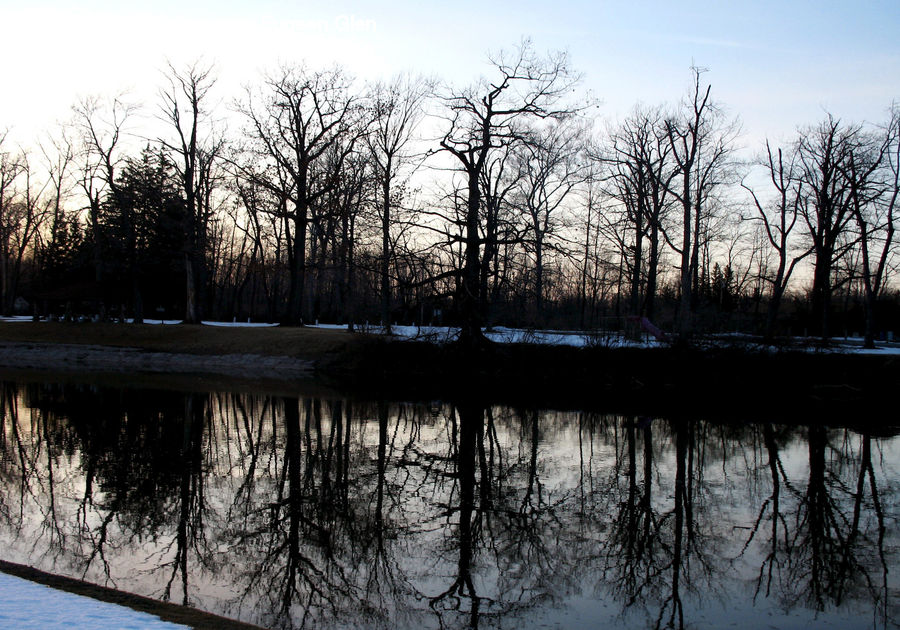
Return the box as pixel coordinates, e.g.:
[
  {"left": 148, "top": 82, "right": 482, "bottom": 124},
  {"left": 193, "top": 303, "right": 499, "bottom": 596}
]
[{"left": 0, "top": 341, "right": 315, "bottom": 378}]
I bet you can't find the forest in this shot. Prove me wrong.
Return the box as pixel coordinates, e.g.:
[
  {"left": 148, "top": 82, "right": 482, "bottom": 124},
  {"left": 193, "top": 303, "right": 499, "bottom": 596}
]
[{"left": 1, "top": 42, "right": 898, "bottom": 348}]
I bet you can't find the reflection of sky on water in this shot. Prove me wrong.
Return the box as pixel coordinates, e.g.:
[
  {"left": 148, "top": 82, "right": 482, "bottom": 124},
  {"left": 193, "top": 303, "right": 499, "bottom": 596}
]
[{"left": 0, "top": 380, "right": 896, "bottom": 629}]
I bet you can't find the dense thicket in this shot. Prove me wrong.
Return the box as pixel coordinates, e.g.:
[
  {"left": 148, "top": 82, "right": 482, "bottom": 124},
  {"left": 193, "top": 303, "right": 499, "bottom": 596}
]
[{"left": 1, "top": 46, "right": 898, "bottom": 346}]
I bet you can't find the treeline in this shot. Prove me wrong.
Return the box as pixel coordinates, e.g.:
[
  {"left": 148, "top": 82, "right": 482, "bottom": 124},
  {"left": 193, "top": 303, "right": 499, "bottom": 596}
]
[{"left": 1, "top": 42, "right": 898, "bottom": 346}]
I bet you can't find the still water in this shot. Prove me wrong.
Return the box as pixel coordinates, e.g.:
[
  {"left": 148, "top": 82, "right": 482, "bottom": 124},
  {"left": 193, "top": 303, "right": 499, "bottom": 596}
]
[{"left": 0, "top": 377, "right": 896, "bottom": 629}]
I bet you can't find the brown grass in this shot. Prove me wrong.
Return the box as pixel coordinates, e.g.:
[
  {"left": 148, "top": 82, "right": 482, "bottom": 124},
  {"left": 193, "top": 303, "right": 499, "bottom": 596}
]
[{"left": 0, "top": 321, "right": 358, "bottom": 359}]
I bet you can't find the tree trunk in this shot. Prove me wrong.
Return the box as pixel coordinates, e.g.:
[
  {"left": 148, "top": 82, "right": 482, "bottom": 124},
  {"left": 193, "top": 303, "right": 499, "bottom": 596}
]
[
  {"left": 677, "top": 188, "right": 693, "bottom": 341},
  {"left": 534, "top": 232, "right": 544, "bottom": 323},
  {"left": 184, "top": 253, "right": 198, "bottom": 324},
  {"left": 630, "top": 207, "right": 644, "bottom": 318},
  {"left": 810, "top": 246, "right": 833, "bottom": 339},
  {"left": 288, "top": 209, "right": 308, "bottom": 326},
  {"left": 459, "top": 171, "right": 484, "bottom": 347},
  {"left": 381, "top": 170, "right": 392, "bottom": 333},
  {"left": 646, "top": 219, "right": 660, "bottom": 321},
  {"left": 858, "top": 224, "right": 877, "bottom": 349}
]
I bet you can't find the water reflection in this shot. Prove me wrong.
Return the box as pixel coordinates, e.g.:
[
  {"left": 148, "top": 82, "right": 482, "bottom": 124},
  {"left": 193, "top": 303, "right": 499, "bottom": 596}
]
[{"left": 0, "top": 380, "right": 897, "bottom": 629}]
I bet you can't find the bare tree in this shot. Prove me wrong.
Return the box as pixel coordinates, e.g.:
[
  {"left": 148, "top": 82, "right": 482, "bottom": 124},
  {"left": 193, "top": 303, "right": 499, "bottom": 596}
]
[
  {"left": 578, "top": 169, "right": 601, "bottom": 327},
  {"left": 159, "top": 61, "right": 224, "bottom": 324},
  {"left": 742, "top": 141, "right": 812, "bottom": 340},
  {"left": 73, "top": 95, "right": 136, "bottom": 307},
  {"left": 0, "top": 147, "right": 55, "bottom": 316},
  {"left": 602, "top": 106, "right": 677, "bottom": 323},
  {"left": 797, "top": 114, "right": 869, "bottom": 339},
  {"left": 310, "top": 143, "right": 370, "bottom": 327},
  {"left": 664, "top": 67, "right": 738, "bottom": 341},
  {"left": 478, "top": 139, "right": 524, "bottom": 326},
  {"left": 38, "top": 126, "right": 77, "bottom": 279},
  {"left": 0, "top": 134, "right": 28, "bottom": 314},
  {"left": 367, "top": 74, "right": 431, "bottom": 333},
  {"left": 515, "top": 119, "right": 586, "bottom": 322},
  {"left": 439, "top": 39, "right": 580, "bottom": 346},
  {"left": 238, "top": 64, "right": 364, "bottom": 325},
  {"left": 874, "top": 104, "right": 900, "bottom": 299},
  {"left": 843, "top": 112, "right": 897, "bottom": 348}
]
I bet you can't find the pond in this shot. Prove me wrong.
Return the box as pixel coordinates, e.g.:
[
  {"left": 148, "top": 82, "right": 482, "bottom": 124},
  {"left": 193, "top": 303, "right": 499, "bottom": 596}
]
[{"left": 0, "top": 375, "right": 897, "bottom": 629}]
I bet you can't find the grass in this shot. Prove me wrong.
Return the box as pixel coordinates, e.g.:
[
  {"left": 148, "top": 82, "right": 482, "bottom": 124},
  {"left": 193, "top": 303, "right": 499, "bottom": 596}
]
[{"left": 0, "top": 321, "right": 358, "bottom": 359}]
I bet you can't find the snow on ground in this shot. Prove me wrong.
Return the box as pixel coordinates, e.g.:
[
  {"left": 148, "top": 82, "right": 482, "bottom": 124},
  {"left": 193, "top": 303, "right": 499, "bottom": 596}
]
[
  {"left": 309, "top": 323, "right": 665, "bottom": 348},
  {"left": 840, "top": 346, "right": 900, "bottom": 355},
  {"left": 131, "top": 319, "right": 183, "bottom": 325},
  {"left": 361, "top": 324, "right": 900, "bottom": 353},
  {"left": 1, "top": 316, "right": 275, "bottom": 327},
  {"left": 123, "top": 319, "right": 280, "bottom": 327},
  {"left": 127, "top": 319, "right": 279, "bottom": 327},
  {"left": 200, "top": 320, "right": 278, "bottom": 327},
  {"left": 0, "top": 572, "right": 187, "bottom": 630}
]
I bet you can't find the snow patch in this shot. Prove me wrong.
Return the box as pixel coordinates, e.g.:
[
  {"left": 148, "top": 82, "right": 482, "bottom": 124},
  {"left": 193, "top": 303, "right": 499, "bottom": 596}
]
[
  {"left": 129, "top": 319, "right": 183, "bottom": 325},
  {"left": 307, "top": 323, "right": 663, "bottom": 348},
  {"left": 201, "top": 321, "right": 279, "bottom": 327},
  {"left": 0, "top": 572, "right": 188, "bottom": 629}
]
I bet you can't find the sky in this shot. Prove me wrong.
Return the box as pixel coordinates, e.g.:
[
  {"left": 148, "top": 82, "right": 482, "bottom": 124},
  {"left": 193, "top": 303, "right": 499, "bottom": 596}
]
[{"left": 2, "top": 0, "right": 899, "bottom": 152}]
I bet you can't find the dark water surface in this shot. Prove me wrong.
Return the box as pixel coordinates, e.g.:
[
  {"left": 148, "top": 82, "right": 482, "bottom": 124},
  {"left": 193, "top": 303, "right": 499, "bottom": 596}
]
[{"left": 0, "top": 376, "right": 897, "bottom": 629}]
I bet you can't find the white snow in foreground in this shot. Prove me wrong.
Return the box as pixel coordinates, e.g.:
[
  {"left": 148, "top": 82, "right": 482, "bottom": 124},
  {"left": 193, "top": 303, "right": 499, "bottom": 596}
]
[{"left": 0, "top": 572, "right": 188, "bottom": 630}]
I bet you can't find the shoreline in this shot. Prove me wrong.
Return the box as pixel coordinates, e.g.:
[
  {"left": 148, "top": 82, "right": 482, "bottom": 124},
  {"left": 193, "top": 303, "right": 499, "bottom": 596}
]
[
  {"left": 0, "top": 321, "right": 898, "bottom": 429},
  {"left": 0, "top": 341, "right": 315, "bottom": 378}
]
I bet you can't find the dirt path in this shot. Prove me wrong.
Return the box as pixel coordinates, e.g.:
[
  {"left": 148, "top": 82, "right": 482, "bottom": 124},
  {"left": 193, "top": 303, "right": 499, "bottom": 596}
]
[{"left": 0, "top": 322, "right": 364, "bottom": 379}]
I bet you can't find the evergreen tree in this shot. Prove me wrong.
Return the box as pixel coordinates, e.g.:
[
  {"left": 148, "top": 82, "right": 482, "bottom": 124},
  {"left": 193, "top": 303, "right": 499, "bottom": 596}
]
[{"left": 101, "top": 147, "right": 186, "bottom": 321}]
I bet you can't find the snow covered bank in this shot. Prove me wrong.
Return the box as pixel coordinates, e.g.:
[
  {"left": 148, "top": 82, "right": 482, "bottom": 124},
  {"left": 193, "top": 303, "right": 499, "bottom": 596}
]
[
  {"left": 310, "top": 323, "right": 900, "bottom": 354},
  {"left": 0, "top": 572, "right": 187, "bottom": 630},
  {"left": 309, "top": 323, "right": 666, "bottom": 348},
  {"left": 201, "top": 321, "right": 278, "bottom": 327}
]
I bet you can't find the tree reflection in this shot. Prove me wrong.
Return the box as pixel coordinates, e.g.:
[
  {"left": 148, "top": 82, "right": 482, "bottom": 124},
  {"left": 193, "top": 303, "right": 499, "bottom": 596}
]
[
  {"left": 428, "top": 402, "right": 484, "bottom": 626},
  {"left": 786, "top": 426, "right": 892, "bottom": 623},
  {"left": 0, "top": 379, "right": 896, "bottom": 630},
  {"left": 604, "top": 418, "right": 659, "bottom": 609},
  {"left": 162, "top": 392, "right": 208, "bottom": 605},
  {"left": 739, "top": 422, "right": 791, "bottom": 601},
  {"left": 736, "top": 423, "right": 896, "bottom": 628},
  {"left": 591, "top": 417, "right": 724, "bottom": 630},
  {"left": 658, "top": 420, "right": 690, "bottom": 630},
  {"left": 358, "top": 400, "right": 412, "bottom": 619}
]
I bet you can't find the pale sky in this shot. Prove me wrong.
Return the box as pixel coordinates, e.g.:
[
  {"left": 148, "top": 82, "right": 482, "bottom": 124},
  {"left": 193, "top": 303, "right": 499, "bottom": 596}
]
[{"left": 2, "top": 0, "right": 899, "bottom": 151}]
